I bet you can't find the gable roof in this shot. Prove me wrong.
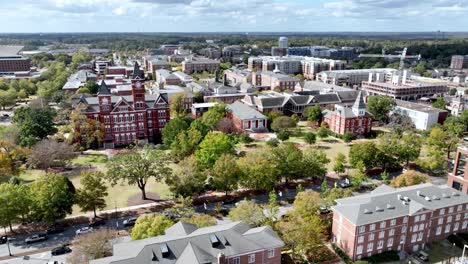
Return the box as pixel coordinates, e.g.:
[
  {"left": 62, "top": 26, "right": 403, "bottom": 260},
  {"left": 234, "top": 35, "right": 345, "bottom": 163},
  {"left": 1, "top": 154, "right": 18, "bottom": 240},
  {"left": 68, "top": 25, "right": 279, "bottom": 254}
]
[
  {"left": 132, "top": 61, "right": 145, "bottom": 79},
  {"left": 97, "top": 81, "right": 111, "bottom": 96},
  {"left": 227, "top": 101, "right": 267, "bottom": 120}
]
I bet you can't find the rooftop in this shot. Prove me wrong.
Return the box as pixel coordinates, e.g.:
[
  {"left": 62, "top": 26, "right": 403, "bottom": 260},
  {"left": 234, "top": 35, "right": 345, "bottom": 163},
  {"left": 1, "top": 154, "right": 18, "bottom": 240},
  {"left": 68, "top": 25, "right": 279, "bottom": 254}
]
[
  {"left": 395, "top": 100, "right": 448, "bottom": 114},
  {"left": 226, "top": 101, "right": 266, "bottom": 120},
  {"left": 0, "top": 45, "right": 24, "bottom": 56}
]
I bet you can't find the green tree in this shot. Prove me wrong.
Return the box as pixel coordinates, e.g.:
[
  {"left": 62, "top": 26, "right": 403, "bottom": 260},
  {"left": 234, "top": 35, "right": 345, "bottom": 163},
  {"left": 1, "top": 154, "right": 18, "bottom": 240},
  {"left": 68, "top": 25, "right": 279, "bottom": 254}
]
[
  {"left": 72, "top": 51, "right": 92, "bottom": 65},
  {"left": 322, "top": 187, "right": 352, "bottom": 206},
  {"left": 317, "top": 123, "right": 330, "bottom": 138},
  {"left": 349, "top": 161, "right": 369, "bottom": 187},
  {"left": 170, "top": 128, "right": 203, "bottom": 160},
  {"left": 170, "top": 93, "right": 189, "bottom": 117},
  {"left": 427, "top": 126, "right": 459, "bottom": 159},
  {"left": 228, "top": 200, "right": 265, "bottom": 227},
  {"left": 69, "top": 111, "right": 104, "bottom": 150},
  {"left": 271, "top": 116, "right": 297, "bottom": 132},
  {"left": 237, "top": 148, "right": 277, "bottom": 190},
  {"left": 76, "top": 171, "right": 108, "bottom": 218},
  {"left": 390, "top": 170, "right": 429, "bottom": 187},
  {"left": 29, "top": 173, "right": 75, "bottom": 223},
  {"left": 304, "top": 132, "right": 316, "bottom": 145},
  {"left": 367, "top": 95, "right": 396, "bottom": 123},
  {"left": 432, "top": 97, "right": 446, "bottom": 110},
  {"left": 13, "top": 106, "right": 57, "bottom": 146},
  {"left": 195, "top": 132, "right": 235, "bottom": 169},
  {"left": 201, "top": 104, "right": 226, "bottom": 130},
  {"left": 0, "top": 140, "right": 27, "bottom": 179},
  {"left": 107, "top": 147, "right": 171, "bottom": 200},
  {"left": 333, "top": 153, "right": 347, "bottom": 176},
  {"left": 161, "top": 117, "right": 192, "bottom": 146},
  {"left": 0, "top": 183, "right": 31, "bottom": 231},
  {"left": 277, "top": 131, "right": 290, "bottom": 141},
  {"left": 302, "top": 147, "right": 330, "bottom": 179},
  {"left": 131, "top": 214, "right": 174, "bottom": 240},
  {"left": 304, "top": 105, "right": 323, "bottom": 124},
  {"left": 180, "top": 214, "right": 216, "bottom": 228},
  {"left": 165, "top": 155, "right": 206, "bottom": 197},
  {"left": 380, "top": 170, "right": 390, "bottom": 184},
  {"left": 271, "top": 143, "right": 304, "bottom": 182},
  {"left": 266, "top": 138, "right": 280, "bottom": 147},
  {"left": 0, "top": 89, "right": 17, "bottom": 110},
  {"left": 82, "top": 80, "right": 100, "bottom": 95},
  {"left": 416, "top": 145, "right": 446, "bottom": 173},
  {"left": 349, "top": 141, "right": 381, "bottom": 170},
  {"left": 343, "top": 132, "right": 354, "bottom": 143},
  {"left": 210, "top": 154, "right": 242, "bottom": 196}
]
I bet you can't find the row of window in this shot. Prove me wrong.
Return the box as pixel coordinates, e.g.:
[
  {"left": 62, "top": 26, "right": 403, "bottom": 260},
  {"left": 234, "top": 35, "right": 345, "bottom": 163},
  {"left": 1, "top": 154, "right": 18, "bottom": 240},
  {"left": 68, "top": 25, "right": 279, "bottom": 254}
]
[{"left": 231, "top": 249, "right": 275, "bottom": 264}]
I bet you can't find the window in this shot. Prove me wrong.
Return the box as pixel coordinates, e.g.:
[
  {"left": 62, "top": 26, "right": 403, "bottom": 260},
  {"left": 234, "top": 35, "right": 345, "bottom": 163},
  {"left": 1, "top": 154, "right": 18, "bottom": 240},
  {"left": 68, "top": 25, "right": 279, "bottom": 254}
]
[
  {"left": 465, "top": 212, "right": 468, "bottom": 219},
  {"left": 358, "top": 236, "right": 364, "bottom": 244},
  {"left": 438, "top": 218, "right": 444, "bottom": 225},
  {"left": 387, "top": 238, "right": 394, "bottom": 246},
  {"left": 402, "top": 226, "right": 407, "bottom": 233},
  {"left": 411, "top": 234, "right": 417, "bottom": 243},
  {"left": 370, "top": 224, "right": 375, "bottom": 231},
  {"left": 357, "top": 245, "right": 363, "bottom": 255},
  {"left": 268, "top": 249, "right": 275, "bottom": 258},
  {"left": 440, "top": 208, "right": 445, "bottom": 215},
  {"left": 389, "top": 229, "right": 395, "bottom": 236},
  {"left": 379, "top": 231, "right": 385, "bottom": 239},
  {"left": 248, "top": 254, "right": 255, "bottom": 263},
  {"left": 445, "top": 224, "right": 451, "bottom": 233},
  {"left": 380, "top": 221, "right": 386, "bottom": 229},
  {"left": 400, "top": 235, "right": 405, "bottom": 244},
  {"left": 463, "top": 221, "right": 468, "bottom": 229},
  {"left": 419, "top": 224, "right": 424, "bottom": 231},
  {"left": 417, "top": 232, "right": 423, "bottom": 241},
  {"left": 390, "top": 219, "right": 396, "bottom": 226},
  {"left": 458, "top": 205, "right": 462, "bottom": 212},
  {"left": 421, "top": 214, "right": 426, "bottom": 221},
  {"left": 413, "top": 225, "right": 418, "bottom": 232},
  {"left": 369, "top": 233, "right": 375, "bottom": 241},
  {"left": 436, "top": 226, "right": 442, "bottom": 235},
  {"left": 359, "top": 226, "right": 365, "bottom": 234},
  {"left": 367, "top": 243, "right": 373, "bottom": 252},
  {"left": 454, "top": 222, "right": 460, "bottom": 231},
  {"left": 415, "top": 215, "right": 420, "bottom": 222},
  {"left": 403, "top": 217, "right": 408, "bottom": 223},
  {"left": 449, "top": 207, "right": 454, "bottom": 214},
  {"left": 448, "top": 216, "right": 453, "bottom": 223},
  {"left": 377, "top": 240, "right": 384, "bottom": 249},
  {"left": 456, "top": 214, "right": 461, "bottom": 221},
  {"left": 233, "top": 257, "right": 240, "bottom": 264}
]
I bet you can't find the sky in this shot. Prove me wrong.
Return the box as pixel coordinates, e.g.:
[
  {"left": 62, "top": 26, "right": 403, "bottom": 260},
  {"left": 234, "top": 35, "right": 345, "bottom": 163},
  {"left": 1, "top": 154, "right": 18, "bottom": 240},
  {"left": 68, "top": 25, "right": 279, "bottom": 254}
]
[{"left": 0, "top": 0, "right": 468, "bottom": 33}]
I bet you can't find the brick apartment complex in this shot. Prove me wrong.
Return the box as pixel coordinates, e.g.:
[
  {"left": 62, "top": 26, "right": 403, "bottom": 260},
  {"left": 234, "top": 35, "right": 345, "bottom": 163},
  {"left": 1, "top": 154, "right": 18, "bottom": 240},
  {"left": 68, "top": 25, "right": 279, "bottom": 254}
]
[
  {"left": 450, "top": 55, "right": 468, "bottom": 70},
  {"left": 0, "top": 56, "right": 31, "bottom": 75},
  {"left": 226, "top": 101, "right": 268, "bottom": 133},
  {"left": 323, "top": 91, "right": 372, "bottom": 136},
  {"left": 316, "top": 68, "right": 397, "bottom": 87},
  {"left": 182, "top": 57, "right": 220, "bottom": 74},
  {"left": 224, "top": 67, "right": 252, "bottom": 85},
  {"left": 362, "top": 79, "right": 449, "bottom": 100},
  {"left": 448, "top": 146, "right": 468, "bottom": 194},
  {"left": 91, "top": 221, "right": 284, "bottom": 264},
  {"left": 72, "top": 65, "right": 170, "bottom": 148},
  {"left": 252, "top": 71, "right": 299, "bottom": 91},
  {"left": 332, "top": 183, "right": 468, "bottom": 260}
]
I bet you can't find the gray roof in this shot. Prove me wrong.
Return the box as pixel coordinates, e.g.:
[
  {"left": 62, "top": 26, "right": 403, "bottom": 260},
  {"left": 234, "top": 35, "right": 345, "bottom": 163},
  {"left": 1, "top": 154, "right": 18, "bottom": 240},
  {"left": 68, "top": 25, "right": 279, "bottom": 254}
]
[
  {"left": 90, "top": 221, "right": 284, "bottom": 264},
  {"left": 97, "top": 81, "right": 111, "bottom": 96},
  {"left": 72, "top": 93, "right": 168, "bottom": 113},
  {"left": 352, "top": 91, "right": 366, "bottom": 110},
  {"left": 333, "top": 183, "right": 468, "bottom": 226},
  {"left": 133, "top": 62, "right": 145, "bottom": 79},
  {"left": 395, "top": 100, "right": 448, "bottom": 114},
  {"left": 314, "top": 94, "right": 341, "bottom": 104},
  {"left": 226, "top": 101, "right": 266, "bottom": 120}
]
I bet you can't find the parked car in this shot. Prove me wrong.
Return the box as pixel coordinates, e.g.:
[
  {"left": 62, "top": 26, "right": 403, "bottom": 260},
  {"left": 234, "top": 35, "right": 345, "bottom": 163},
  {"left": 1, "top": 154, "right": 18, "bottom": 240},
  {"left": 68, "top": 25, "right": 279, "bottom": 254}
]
[
  {"left": 46, "top": 224, "right": 66, "bottom": 235},
  {"left": 51, "top": 246, "right": 72, "bottom": 256},
  {"left": 338, "top": 179, "right": 351, "bottom": 188},
  {"left": 319, "top": 205, "right": 330, "bottom": 214},
  {"left": 89, "top": 218, "right": 106, "bottom": 228},
  {"left": 123, "top": 217, "right": 138, "bottom": 227},
  {"left": 416, "top": 251, "right": 429, "bottom": 262},
  {"left": 25, "top": 233, "right": 47, "bottom": 244},
  {"left": 75, "top": 227, "right": 93, "bottom": 235},
  {"left": 0, "top": 236, "right": 7, "bottom": 244}
]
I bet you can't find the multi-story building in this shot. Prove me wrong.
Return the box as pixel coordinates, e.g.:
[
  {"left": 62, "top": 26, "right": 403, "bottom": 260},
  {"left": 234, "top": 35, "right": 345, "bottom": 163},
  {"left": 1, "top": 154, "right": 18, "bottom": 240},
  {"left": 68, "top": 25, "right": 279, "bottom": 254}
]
[
  {"left": 271, "top": 47, "right": 287, "bottom": 57},
  {"left": 316, "top": 68, "right": 397, "bottom": 87},
  {"left": 155, "top": 69, "right": 181, "bottom": 86},
  {"left": 302, "top": 57, "right": 345, "bottom": 79},
  {"left": 0, "top": 56, "right": 31, "bottom": 76},
  {"left": 72, "top": 64, "right": 170, "bottom": 148},
  {"left": 200, "top": 47, "right": 222, "bottom": 59},
  {"left": 450, "top": 55, "right": 468, "bottom": 70},
  {"left": 287, "top": 47, "right": 312, "bottom": 57},
  {"left": 278, "top": 36, "right": 288, "bottom": 48},
  {"left": 252, "top": 71, "right": 299, "bottom": 91},
  {"left": 332, "top": 183, "right": 468, "bottom": 260},
  {"left": 94, "top": 59, "right": 112, "bottom": 75},
  {"left": 161, "top": 44, "right": 180, "bottom": 56},
  {"left": 90, "top": 221, "right": 284, "bottom": 264},
  {"left": 222, "top": 45, "right": 243, "bottom": 58},
  {"left": 323, "top": 91, "right": 373, "bottom": 136},
  {"left": 392, "top": 100, "right": 448, "bottom": 130},
  {"left": 448, "top": 146, "right": 468, "bottom": 194},
  {"left": 362, "top": 78, "right": 449, "bottom": 100},
  {"left": 191, "top": 102, "right": 218, "bottom": 118},
  {"left": 182, "top": 57, "right": 220, "bottom": 74},
  {"left": 224, "top": 67, "right": 252, "bottom": 85},
  {"left": 226, "top": 101, "right": 268, "bottom": 133}
]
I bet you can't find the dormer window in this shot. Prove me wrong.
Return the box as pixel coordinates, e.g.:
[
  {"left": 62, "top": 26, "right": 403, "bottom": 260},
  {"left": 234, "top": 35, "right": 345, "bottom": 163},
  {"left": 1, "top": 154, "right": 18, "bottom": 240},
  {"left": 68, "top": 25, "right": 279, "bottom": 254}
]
[{"left": 160, "top": 243, "right": 169, "bottom": 258}]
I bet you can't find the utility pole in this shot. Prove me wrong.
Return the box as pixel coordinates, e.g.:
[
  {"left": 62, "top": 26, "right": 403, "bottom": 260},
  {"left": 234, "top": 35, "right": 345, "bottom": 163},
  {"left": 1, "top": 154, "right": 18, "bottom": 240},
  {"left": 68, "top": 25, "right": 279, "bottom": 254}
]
[{"left": 4, "top": 226, "right": 12, "bottom": 256}]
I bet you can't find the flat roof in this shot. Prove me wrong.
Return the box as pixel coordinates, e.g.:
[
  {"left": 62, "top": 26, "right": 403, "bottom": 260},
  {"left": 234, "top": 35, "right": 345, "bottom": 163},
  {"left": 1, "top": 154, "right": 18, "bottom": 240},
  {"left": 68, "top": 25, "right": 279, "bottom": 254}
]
[
  {"left": 0, "top": 45, "right": 24, "bottom": 56},
  {"left": 395, "top": 100, "right": 447, "bottom": 114}
]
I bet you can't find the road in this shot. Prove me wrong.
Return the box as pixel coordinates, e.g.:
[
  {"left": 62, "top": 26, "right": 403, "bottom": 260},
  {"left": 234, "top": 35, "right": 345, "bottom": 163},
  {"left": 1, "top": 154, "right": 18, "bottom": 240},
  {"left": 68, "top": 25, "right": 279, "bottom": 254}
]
[{"left": 0, "top": 250, "right": 68, "bottom": 264}]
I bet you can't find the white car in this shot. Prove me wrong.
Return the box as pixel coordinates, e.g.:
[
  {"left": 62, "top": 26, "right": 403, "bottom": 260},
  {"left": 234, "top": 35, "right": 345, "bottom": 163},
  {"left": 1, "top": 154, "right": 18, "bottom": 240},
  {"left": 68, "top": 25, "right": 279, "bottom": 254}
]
[
  {"left": 25, "top": 233, "right": 47, "bottom": 244},
  {"left": 75, "top": 226, "right": 93, "bottom": 235}
]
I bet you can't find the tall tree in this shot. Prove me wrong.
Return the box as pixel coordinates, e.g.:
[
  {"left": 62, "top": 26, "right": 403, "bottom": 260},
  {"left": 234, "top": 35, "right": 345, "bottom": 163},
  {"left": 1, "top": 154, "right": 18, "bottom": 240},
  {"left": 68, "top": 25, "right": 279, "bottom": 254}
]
[
  {"left": 0, "top": 89, "right": 17, "bottom": 110},
  {"left": 131, "top": 214, "right": 174, "bottom": 240},
  {"left": 76, "top": 171, "right": 108, "bottom": 218},
  {"left": 271, "top": 116, "right": 297, "bottom": 132},
  {"left": 29, "top": 173, "right": 75, "bottom": 223},
  {"left": 228, "top": 200, "right": 265, "bottom": 227},
  {"left": 67, "top": 229, "right": 116, "bottom": 264},
  {"left": 165, "top": 155, "right": 207, "bottom": 197},
  {"left": 367, "top": 95, "right": 396, "bottom": 123},
  {"left": 349, "top": 141, "right": 381, "bottom": 170},
  {"left": 27, "top": 139, "right": 76, "bottom": 172},
  {"left": 170, "top": 128, "right": 203, "bottom": 160},
  {"left": 161, "top": 117, "right": 192, "bottom": 146},
  {"left": 69, "top": 111, "right": 104, "bottom": 150},
  {"left": 0, "top": 140, "right": 27, "bottom": 179},
  {"left": 201, "top": 104, "right": 226, "bottom": 130},
  {"left": 170, "top": 94, "right": 189, "bottom": 117},
  {"left": 432, "top": 97, "right": 446, "bottom": 110},
  {"left": 0, "top": 183, "right": 31, "bottom": 231},
  {"left": 237, "top": 148, "right": 277, "bottom": 190},
  {"left": 210, "top": 154, "right": 242, "bottom": 196},
  {"left": 333, "top": 153, "right": 347, "bottom": 177},
  {"left": 195, "top": 132, "right": 235, "bottom": 169},
  {"left": 390, "top": 170, "right": 429, "bottom": 188},
  {"left": 13, "top": 106, "right": 57, "bottom": 146},
  {"left": 107, "top": 147, "right": 172, "bottom": 200},
  {"left": 304, "top": 105, "right": 323, "bottom": 125},
  {"left": 270, "top": 143, "right": 304, "bottom": 182},
  {"left": 302, "top": 147, "right": 330, "bottom": 179}
]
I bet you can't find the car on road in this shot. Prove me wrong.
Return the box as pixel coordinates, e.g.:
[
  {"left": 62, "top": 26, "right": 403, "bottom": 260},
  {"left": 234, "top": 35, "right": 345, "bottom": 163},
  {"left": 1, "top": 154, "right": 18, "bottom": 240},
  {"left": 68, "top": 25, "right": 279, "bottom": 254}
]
[
  {"left": 416, "top": 251, "right": 429, "bottom": 262},
  {"left": 75, "top": 227, "right": 93, "bottom": 235},
  {"left": 123, "top": 217, "right": 138, "bottom": 227},
  {"left": 338, "top": 179, "right": 351, "bottom": 188},
  {"left": 51, "top": 245, "right": 72, "bottom": 256},
  {"left": 25, "top": 233, "right": 47, "bottom": 244},
  {"left": 89, "top": 218, "right": 106, "bottom": 227},
  {"left": 0, "top": 236, "right": 7, "bottom": 244}
]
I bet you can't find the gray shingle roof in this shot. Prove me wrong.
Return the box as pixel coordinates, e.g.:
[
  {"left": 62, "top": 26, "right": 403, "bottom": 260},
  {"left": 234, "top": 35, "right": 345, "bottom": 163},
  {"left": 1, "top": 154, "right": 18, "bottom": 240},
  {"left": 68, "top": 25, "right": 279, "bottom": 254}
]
[
  {"left": 352, "top": 91, "right": 366, "bottom": 110},
  {"left": 90, "top": 221, "right": 284, "bottom": 264},
  {"left": 97, "top": 81, "right": 111, "bottom": 96},
  {"left": 332, "top": 183, "right": 468, "bottom": 226},
  {"left": 226, "top": 101, "right": 266, "bottom": 120}
]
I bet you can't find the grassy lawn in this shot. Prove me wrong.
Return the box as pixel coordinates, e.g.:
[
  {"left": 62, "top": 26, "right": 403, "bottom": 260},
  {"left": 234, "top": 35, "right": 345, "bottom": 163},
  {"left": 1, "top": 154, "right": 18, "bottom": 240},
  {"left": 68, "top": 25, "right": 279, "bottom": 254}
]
[{"left": 71, "top": 153, "right": 108, "bottom": 166}]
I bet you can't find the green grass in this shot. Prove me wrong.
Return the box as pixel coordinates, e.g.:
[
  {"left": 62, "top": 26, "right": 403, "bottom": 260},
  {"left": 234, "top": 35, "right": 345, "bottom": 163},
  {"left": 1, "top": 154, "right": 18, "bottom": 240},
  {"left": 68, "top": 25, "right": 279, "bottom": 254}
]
[{"left": 71, "top": 154, "right": 108, "bottom": 166}]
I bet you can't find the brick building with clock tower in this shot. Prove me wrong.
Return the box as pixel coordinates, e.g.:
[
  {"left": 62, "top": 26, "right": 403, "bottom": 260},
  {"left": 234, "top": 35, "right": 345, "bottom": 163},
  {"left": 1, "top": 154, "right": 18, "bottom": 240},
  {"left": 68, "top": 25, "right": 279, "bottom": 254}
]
[{"left": 72, "top": 62, "right": 170, "bottom": 148}]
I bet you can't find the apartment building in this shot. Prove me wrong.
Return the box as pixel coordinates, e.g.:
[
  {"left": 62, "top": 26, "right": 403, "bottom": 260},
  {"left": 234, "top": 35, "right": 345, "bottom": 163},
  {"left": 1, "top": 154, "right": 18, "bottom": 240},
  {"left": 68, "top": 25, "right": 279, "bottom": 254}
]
[
  {"left": 182, "top": 57, "right": 220, "bottom": 74},
  {"left": 332, "top": 183, "right": 468, "bottom": 260},
  {"left": 91, "top": 221, "right": 284, "bottom": 264},
  {"left": 362, "top": 80, "right": 449, "bottom": 100},
  {"left": 393, "top": 100, "right": 448, "bottom": 130},
  {"left": 448, "top": 146, "right": 468, "bottom": 194},
  {"left": 252, "top": 71, "right": 299, "bottom": 91},
  {"left": 316, "top": 68, "right": 397, "bottom": 87},
  {"left": 450, "top": 55, "right": 468, "bottom": 70},
  {"left": 224, "top": 67, "right": 252, "bottom": 85}
]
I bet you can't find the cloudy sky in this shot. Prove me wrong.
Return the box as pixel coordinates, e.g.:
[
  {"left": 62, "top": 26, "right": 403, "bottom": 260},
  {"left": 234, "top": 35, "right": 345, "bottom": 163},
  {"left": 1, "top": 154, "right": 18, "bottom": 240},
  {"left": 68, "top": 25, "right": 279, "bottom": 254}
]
[{"left": 0, "top": 0, "right": 467, "bottom": 32}]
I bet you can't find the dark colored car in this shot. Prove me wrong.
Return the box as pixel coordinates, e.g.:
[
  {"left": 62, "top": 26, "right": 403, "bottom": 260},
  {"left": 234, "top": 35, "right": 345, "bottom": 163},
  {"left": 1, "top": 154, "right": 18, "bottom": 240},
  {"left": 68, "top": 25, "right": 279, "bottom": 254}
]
[
  {"left": 46, "top": 224, "right": 66, "bottom": 234},
  {"left": 0, "top": 236, "right": 7, "bottom": 244},
  {"left": 51, "top": 246, "right": 72, "bottom": 256},
  {"left": 89, "top": 218, "right": 106, "bottom": 227},
  {"left": 123, "top": 217, "right": 138, "bottom": 227}
]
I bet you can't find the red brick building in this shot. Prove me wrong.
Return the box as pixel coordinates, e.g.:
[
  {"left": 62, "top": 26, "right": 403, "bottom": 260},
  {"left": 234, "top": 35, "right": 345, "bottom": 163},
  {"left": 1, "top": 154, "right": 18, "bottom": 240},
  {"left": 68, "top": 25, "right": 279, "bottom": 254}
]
[
  {"left": 448, "top": 146, "right": 468, "bottom": 194},
  {"left": 332, "top": 184, "right": 468, "bottom": 260},
  {"left": 226, "top": 101, "right": 268, "bottom": 133},
  {"left": 0, "top": 56, "right": 31, "bottom": 75},
  {"left": 73, "top": 64, "right": 170, "bottom": 148},
  {"left": 323, "top": 91, "right": 372, "bottom": 136}
]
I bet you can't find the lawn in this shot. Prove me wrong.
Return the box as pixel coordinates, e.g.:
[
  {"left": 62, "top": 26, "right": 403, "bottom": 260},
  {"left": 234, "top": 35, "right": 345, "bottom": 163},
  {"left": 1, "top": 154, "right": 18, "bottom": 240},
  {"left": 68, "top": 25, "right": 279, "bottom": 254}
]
[{"left": 71, "top": 153, "right": 108, "bottom": 166}]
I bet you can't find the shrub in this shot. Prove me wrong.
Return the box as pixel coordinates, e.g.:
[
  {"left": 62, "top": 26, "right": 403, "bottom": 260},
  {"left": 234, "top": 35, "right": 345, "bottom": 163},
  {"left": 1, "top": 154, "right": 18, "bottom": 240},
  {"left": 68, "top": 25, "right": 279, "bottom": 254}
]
[
  {"left": 266, "top": 138, "right": 280, "bottom": 147},
  {"left": 239, "top": 133, "right": 253, "bottom": 143},
  {"left": 277, "top": 131, "right": 290, "bottom": 141}
]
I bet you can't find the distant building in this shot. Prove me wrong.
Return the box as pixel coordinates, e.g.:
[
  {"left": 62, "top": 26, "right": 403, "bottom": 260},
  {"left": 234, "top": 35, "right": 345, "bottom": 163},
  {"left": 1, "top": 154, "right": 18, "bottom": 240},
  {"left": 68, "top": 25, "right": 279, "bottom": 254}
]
[
  {"left": 90, "top": 221, "right": 284, "bottom": 264},
  {"left": 450, "top": 55, "right": 468, "bottom": 70},
  {"left": 252, "top": 71, "right": 299, "bottom": 91},
  {"left": 200, "top": 47, "right": 222, "bottom": 59},
  {"left": 161, "top": 45, "right": 180, "bottom": 56},
  {"left": 182, "top": 57, "right": 220, "bottom": 75},
  {"left": 0, "top": 55, "right": 31, "bottom": 76},
  {"left": 448, "top": 146, "right": 468, "bottom": 193},
  {"left": 155, "top": 69, "right": 182, "bottom": 86},
  {"left": 393, "top": 100, "right": 448, "bottom": 130},
  {"left": 191, "top": 102, "right": 218, "bottom": 118},
  {"left": 226, "top": 101, "right": 268, "bottom": 133},
  {"left": 271, "top": 47, "right": 287, "bottom": 57},
  {"left": 323, "top": 91, "right": 372, "bottom": 136},
  {"left": 224, "top": 67, "right": 252, "bottom": 85},
  {"left": 317, "top": 68, "right": 396, "bottom": 87},
  {"left": 332, "top": 183, "right": 468, "bottom": 260},
  {"left": 94, "top": 59, "right": 111, "bottom": 75},
  {"left": 63, "top": 70, "right": 97, "bottom": 93},
  {"left": 278, "top": 36, "right": 288, "bottom": 48}
]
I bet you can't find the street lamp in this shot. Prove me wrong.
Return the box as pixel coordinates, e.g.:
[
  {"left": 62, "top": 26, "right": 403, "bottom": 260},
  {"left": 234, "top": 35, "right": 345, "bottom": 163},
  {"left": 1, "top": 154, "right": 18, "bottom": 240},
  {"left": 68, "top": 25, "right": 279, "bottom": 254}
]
[{"left": 462, "top": 244, "right": 468, "bottom": 264}]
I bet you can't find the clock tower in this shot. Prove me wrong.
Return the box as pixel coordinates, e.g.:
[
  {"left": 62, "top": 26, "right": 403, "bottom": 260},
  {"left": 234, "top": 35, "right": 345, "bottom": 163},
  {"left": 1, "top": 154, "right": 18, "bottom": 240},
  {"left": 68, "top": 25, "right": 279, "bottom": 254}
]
[{"left": 131, "top": 62, "right": 145, "bottom": 110}]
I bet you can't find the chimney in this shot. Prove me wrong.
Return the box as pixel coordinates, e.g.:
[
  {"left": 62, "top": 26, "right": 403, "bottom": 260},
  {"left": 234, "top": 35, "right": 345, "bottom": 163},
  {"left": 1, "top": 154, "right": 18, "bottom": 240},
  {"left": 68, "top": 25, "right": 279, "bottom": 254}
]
[{"left": 217, "top": 253, "right": 226, "bottom": 264}]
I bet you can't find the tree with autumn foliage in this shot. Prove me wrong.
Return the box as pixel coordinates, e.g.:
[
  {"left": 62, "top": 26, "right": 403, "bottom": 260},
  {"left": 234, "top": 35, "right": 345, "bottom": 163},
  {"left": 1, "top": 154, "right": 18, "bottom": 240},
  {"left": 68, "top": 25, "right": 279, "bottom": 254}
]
[{"left": 69, "top": 110, "right": 104, "bottom": 150}]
